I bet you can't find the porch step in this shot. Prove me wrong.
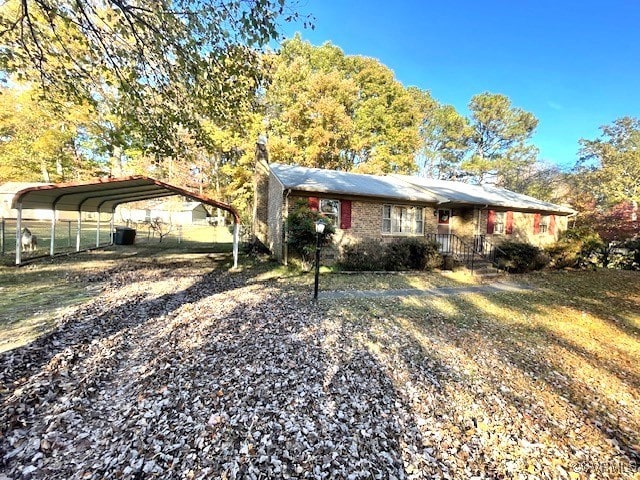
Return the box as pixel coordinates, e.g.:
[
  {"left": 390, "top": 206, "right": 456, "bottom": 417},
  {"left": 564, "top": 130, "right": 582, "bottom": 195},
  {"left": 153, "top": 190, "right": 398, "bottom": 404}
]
[
  {"left": 466, "top": 260, "right": 503, "bottom": 278},
  {"left": 474, "top": 271, "right": 502, "bottom": 280}
]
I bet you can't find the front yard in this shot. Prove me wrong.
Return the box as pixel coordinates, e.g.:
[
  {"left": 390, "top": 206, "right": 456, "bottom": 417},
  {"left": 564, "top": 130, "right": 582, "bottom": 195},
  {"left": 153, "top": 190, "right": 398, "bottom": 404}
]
[{"left": 0, "top": 252, "right": 638, "bottom": 478}]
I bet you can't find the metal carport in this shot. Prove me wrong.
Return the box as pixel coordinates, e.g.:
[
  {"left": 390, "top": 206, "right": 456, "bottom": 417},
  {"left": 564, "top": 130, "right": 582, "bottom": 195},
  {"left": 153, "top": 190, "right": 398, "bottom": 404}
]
[{"left": 11, "top": 176, "right": 241, "bottom": 267}]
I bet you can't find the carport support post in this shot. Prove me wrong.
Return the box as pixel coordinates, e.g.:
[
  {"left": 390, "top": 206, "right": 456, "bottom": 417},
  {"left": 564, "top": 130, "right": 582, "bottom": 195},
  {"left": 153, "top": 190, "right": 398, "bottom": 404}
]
[
  {"left": 50, "top": 212, "right": 56, "bottom": 256},
  {"left": 110, "top": 209, "right": 115, "bottom": 244},
  {"left": 232, "top": 222, "right": 239, "bottom": 268},
  {"left": 76, "top": 211, "right": 82, "bottom": 252},
  {"left": 15, "top": 203, "right": 22, "bottom": 265},
  {"left": 96, "top": 212, "right": 101, "bottom": 247}
]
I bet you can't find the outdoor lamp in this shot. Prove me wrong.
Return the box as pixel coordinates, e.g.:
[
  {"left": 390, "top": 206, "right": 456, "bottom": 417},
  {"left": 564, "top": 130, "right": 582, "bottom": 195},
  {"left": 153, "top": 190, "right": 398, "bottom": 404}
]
[{"left": 313, "top": 219, "right": 326, "bottom": 300}]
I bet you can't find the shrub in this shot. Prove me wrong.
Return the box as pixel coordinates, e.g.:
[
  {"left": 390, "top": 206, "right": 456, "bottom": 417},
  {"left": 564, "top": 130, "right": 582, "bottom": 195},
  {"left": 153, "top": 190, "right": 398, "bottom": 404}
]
[
  {"left": 338, "top": 237, "right": 441, "bottom": 272},
  {"left": 608, "top": 238, "right": 640, "bottom": 271},
  {"left": 339, "top": 238, "right": 386, "bottom": 271},
  {"left": 495, "top": 241, "right": 549, "bottom": 273},
  {"left": 546, "top": 227, "right": 604, "bottom": 269},
  {"left": 286, "top": 200, "right": 335, "bottom": 268},
  {"left": 384, "top": 237, "right": 441, "bottom": 271}
]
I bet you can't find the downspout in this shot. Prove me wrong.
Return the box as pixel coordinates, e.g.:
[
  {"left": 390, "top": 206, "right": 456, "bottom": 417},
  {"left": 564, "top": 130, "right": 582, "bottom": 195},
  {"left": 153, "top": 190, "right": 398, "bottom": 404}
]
[{"left": 283, "top": 189, "right": 291, "bottom": 266}]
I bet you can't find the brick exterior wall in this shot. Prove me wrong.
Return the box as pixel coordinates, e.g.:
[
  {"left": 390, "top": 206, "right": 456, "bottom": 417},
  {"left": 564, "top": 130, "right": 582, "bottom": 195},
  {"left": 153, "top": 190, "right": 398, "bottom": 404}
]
[
  {"left": 477, "top": 209, "right": 568, "bottom": 247},
  {"left": 450, "top": 208, "right": 477, "bottom": 239},
  {"left": 268, "top": 192, "right": 571, "bottom": 264},
  {"left": 267, "top": 171, "right": 285, "bottom": 259},
  {"left": 424, "top": 207, "right": 439, "bottom": 235}
]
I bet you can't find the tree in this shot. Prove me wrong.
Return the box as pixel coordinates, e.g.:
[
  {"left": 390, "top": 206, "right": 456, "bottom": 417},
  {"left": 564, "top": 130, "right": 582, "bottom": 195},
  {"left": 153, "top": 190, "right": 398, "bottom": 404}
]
[
  {"left": 0, "top": 0, "right": 305, "bottom": 155},
  {"left": 569, "top": 117, "right": 640, "bottom": 245},
  {"left": 505, "top": 162, "right": 567, "bottom": 203},
  {"left": 462, "top": 92, "right": 539, "bottom": 186},
  {"left": 596, "top": 201, "right": 639, "bottom": 242},
  {"left": 346, "top": 56, "right": 421, "bottom": 174},
  {"left": 0, "top": 83, "right": 97, "bottom": 182},
  {"left": 578, "top": 116, "right": 640, "bottom": 207},
  {"left": 267, "top": 43, "right": 357, "bottom": 170},
  {"left": 286, "top": 199, "right": 334, "bottom": 268},
  {"left": 413, "top": 92, "right": 471, "bottom": 179},
  {"left": 265, "top": 36, "right": 421, "bottom": 174}
]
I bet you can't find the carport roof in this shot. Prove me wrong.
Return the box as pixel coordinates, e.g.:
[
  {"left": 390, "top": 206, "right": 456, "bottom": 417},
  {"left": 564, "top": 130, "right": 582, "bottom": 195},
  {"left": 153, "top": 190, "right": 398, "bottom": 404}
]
[{"left": 11, "top": 176, "right": 239, "bottom": 222}]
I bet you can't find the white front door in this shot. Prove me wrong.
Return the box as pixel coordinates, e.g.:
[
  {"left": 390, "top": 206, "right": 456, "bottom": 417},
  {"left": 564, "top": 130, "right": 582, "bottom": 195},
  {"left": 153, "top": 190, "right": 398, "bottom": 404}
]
[{"left": 437, "top": 209, "right": 451, "bottom": 252}]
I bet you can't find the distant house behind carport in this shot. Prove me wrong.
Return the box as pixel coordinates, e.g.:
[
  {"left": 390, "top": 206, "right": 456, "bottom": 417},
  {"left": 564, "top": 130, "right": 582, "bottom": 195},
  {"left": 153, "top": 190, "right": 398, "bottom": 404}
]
[{"left": 118, "top": 200, "right": 211, "bottom": 225}]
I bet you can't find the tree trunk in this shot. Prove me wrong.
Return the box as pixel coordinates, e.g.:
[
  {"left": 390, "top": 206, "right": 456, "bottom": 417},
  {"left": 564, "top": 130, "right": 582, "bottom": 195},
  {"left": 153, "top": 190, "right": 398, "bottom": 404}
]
[
  {"left": 40, "top": 160, "right": 51, "bottom": 183},
  {"left": 110, "top": 146, "right": 123, "bottom": 177}
]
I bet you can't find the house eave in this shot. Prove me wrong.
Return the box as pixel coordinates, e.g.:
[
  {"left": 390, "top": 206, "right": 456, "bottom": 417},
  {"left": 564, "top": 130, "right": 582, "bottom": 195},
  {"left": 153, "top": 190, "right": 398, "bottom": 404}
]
[{"left": 283, "top": 188, "right": 439, "bottom": 206}]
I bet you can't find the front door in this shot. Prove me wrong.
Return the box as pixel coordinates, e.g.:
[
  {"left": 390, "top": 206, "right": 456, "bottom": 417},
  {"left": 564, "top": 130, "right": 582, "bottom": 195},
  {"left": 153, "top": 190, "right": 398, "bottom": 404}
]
[{"left": 437, "top": 209, "right": 451, "bottom": 253}]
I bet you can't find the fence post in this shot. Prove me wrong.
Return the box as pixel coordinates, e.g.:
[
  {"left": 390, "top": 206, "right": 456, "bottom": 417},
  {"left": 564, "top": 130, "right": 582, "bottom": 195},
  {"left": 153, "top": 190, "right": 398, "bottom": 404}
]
[{"left": 0, "top": 217, "right": 4, "bottom": 255}]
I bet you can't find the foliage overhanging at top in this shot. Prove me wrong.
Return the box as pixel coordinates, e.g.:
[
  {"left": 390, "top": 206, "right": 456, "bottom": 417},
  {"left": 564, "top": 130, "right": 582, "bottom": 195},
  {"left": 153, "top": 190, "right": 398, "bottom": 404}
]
[{"left": 0, "top": 0, "right": 306, "bottom": 154}]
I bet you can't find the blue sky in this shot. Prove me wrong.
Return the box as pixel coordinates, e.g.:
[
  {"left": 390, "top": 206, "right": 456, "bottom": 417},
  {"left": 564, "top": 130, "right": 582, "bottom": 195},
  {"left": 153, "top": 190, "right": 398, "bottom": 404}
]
[{"left": 281, "top": 0, "right": 640, "bottom": 170}]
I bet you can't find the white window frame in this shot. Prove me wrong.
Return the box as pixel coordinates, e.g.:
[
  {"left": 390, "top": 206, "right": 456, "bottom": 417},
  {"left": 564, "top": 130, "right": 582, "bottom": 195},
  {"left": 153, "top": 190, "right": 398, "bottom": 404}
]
[
  {"left": 382, "top": 204, "right": 424, "bottom": 235},
  {"left": 539, "top": 215, "right": 549, "bottom": 234},
  {"left": 494, "top": 211, "right": 506, "bottom": 234},
  {"left": 319, "top": 199, "right": 340, "bottom": 228}
]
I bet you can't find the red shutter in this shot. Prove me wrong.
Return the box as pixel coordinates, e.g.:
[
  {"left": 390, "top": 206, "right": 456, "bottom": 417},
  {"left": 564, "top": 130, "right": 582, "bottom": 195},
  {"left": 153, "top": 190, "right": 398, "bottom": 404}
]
[
  {"left": 308, "top": 197, "right": 319, "bottom": 211},
  {"left": 340, "top": 200, "right": 352, "bottom": 229},
  {"left": 549, "top": 214, "right": 556, "bottom": 235},
  {"left": 487, "top": 210, "right": 496, "bottom": 234},
  {"left": 533, "top": 213, "right": 541, "bottom": 234},
  {"left": 505, "top": 211, "right": 514, "bottom": 234}
]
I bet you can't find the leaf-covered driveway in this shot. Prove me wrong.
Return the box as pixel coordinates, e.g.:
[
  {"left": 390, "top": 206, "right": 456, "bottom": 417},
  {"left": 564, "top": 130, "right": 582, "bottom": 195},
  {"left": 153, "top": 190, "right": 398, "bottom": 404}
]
[{"left": 1, "top": 258, "right": 638, "bottom": 479}]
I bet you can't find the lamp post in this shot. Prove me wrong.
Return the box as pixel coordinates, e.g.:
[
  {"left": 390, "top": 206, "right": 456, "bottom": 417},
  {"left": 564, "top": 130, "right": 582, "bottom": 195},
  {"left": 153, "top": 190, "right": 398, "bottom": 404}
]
[{"left": 313, "top": 219, "right": 326, "bottom": 301}]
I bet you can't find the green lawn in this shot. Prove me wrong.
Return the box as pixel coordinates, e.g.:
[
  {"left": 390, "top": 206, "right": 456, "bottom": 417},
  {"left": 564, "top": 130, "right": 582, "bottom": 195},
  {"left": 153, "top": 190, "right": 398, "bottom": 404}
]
[
  {"left": 0, "top": 227, "right": 236, "bottom": 349},
  {"left": 0, "top": 257, "right": 108, "bottom": 351}
]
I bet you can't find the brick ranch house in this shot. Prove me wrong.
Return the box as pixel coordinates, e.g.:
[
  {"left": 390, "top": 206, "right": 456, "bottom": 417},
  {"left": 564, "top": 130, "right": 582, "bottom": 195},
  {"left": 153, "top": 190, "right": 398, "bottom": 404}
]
[{"left": 254, "top": 161, "right": 576, "bottom": 265}]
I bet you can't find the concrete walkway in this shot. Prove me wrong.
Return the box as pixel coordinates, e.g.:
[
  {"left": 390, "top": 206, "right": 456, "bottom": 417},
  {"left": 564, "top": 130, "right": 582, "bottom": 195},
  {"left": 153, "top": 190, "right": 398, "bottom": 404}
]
[{"left": 319, "top": 282, "right": 534, "bottom": 300}]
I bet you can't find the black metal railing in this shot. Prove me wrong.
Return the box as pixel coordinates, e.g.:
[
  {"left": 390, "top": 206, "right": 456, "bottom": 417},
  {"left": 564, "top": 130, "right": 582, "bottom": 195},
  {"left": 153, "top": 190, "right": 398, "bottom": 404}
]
[
  {"left": 426, "top": 233, "right": 477, "bottom": 271},
  {"left": 473, "top": 235, "right": 508, "bottom": 267},
  {"left": 425, "top": 233, "right": 508, "bottom": 273}
]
